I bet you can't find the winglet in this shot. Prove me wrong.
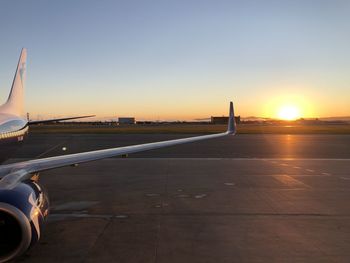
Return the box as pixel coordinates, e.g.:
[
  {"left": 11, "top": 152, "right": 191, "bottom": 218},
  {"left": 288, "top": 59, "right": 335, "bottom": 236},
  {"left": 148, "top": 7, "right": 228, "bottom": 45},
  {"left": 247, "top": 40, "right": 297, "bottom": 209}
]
[
  {"left": 0, "top": 48, "right": 27, "bottom": 116},
  {"left": 227, "top": 101, "right": 236, "bottom": 135}
]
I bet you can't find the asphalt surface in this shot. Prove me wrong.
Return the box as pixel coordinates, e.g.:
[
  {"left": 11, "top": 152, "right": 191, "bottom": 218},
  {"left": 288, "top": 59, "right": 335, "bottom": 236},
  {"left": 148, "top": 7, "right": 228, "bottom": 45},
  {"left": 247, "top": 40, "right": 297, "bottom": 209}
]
[{"left": 9, "top": 134, "right": 350, "bottom": 262}]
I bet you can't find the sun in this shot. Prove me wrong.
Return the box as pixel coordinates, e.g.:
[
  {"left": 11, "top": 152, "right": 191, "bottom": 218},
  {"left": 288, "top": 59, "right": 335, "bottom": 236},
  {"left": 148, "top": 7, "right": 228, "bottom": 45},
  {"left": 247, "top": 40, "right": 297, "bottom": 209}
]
[{"left": 277, "top": 105, "right": 301, "bottom": 120}]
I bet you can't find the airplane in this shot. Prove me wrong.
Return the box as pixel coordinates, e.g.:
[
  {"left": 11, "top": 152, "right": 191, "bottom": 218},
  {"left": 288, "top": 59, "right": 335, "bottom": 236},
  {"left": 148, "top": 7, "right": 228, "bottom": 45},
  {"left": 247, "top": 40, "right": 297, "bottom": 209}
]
[{"left": 0, "top": 49, "right": 236, "bottom": 263}]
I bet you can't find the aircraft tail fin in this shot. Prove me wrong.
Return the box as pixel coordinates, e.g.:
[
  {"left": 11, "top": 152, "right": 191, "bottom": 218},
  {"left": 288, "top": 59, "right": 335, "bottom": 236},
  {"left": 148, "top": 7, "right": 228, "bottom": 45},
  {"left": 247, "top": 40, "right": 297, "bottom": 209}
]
[
  {"left": 0, "top": 48, "right": 27, "bottom": 116},
  {"left": 227, "top": 101, "right": 236, "bottom": 135}
]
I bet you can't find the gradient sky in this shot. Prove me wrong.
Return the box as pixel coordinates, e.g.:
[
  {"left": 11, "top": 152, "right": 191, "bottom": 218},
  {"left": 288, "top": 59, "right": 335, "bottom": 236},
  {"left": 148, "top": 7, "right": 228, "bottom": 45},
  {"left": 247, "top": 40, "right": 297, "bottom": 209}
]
[{"left": 0, "top": 0, "right": 349, "bottom": 120}]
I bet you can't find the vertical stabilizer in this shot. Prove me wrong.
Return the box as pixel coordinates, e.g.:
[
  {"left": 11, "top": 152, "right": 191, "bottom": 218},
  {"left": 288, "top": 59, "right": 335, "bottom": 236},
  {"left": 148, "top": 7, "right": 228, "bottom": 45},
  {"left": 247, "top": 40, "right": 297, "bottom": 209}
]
[{"left": 0, "top": 48, "right": 27, "bottom": 116}]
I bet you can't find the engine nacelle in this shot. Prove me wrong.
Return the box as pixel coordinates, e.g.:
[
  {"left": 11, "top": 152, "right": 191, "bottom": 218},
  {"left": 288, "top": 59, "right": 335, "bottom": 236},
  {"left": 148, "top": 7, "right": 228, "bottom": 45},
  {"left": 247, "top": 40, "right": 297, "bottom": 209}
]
[{"left": 0, "top": 180, "right": 49, "bottom": 262}]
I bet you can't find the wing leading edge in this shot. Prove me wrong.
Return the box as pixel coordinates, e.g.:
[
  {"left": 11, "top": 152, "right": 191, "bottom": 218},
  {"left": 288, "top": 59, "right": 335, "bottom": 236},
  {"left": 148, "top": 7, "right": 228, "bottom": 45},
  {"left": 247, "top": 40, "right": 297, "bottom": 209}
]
[{"left": 0, "top": 102, "right": 236, "bottom": 189}]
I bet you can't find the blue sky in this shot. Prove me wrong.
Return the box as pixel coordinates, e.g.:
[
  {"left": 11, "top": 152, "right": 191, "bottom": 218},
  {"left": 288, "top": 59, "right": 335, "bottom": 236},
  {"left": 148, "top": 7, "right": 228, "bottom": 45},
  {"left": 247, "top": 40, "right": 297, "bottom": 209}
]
[{"left": 0, "top": 0, "right": 349, "bottom": 120}]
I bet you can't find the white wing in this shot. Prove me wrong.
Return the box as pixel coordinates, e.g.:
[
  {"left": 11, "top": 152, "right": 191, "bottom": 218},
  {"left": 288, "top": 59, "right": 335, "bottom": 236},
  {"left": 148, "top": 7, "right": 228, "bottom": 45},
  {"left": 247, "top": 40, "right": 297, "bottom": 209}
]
[{"left": 0, "top": 102, "right": 236, "bottom": 189}]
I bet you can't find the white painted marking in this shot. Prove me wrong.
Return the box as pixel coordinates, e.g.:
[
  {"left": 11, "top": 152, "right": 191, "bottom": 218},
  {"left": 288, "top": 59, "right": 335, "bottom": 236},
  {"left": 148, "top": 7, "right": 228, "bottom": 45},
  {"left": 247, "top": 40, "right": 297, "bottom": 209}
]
[
  {"left": 224, "top": 182, "right": 235, "bottom": 186},
  {"left": 306, "top": 169, "right": 315, "bottom": 173},
  {"left": 145, "top": 193, "right": 160, "bottom": 197},
  {"left": 322, "top": 172, "right": 331, "bottom": 176},
  {"left": 8, "top": 157, "right": 350, "bottom": 162},
  {"left": 194, "top": 194, "right": 207, "bottom": 199},
  {"left": 293, "top": 166, "right": 301, "bottom": 169},
  {"left": 340, "top": 177, "right": 350, "bottom": 180},
  {"left": 119, "top": 158, "right": 350, "bottom": 161}
]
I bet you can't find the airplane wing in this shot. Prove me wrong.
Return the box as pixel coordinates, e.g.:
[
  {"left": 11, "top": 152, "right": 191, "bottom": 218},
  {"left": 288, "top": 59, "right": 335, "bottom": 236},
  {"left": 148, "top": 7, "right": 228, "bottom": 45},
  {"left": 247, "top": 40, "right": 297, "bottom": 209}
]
[
  {"left": 28, "top": 115, "right": 95, "bottom": 125},
  {"left": 0, "top": 102, "right": 236, "bottom": 189}
]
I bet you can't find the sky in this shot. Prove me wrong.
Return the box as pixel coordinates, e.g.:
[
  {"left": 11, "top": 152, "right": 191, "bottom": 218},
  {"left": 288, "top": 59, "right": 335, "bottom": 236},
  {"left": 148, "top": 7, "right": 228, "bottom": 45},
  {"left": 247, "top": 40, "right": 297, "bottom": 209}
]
[{"left": 0, "top": 0, "right": 349, "bottom": 120}]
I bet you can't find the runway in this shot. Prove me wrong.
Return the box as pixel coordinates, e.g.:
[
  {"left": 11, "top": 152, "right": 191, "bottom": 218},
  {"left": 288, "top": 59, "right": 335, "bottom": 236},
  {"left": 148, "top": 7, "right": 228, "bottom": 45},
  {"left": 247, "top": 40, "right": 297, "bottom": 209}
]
[{"left": 10, "top": 134, "right": 350, "bottom": 262}]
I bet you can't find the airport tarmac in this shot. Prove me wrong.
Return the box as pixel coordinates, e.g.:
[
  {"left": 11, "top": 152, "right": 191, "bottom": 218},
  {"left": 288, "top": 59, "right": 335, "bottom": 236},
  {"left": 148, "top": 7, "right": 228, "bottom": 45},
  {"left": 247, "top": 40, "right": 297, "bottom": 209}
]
[{"left": 10, "top": 134, "right": 350, "bottom": 262}]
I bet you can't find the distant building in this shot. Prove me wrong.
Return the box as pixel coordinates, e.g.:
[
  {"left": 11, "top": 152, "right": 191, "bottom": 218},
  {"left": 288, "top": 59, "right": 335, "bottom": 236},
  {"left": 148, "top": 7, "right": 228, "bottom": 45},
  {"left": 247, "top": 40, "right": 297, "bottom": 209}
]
[
  {"left": 118, "top": 117, "right": 135, "bottom": 124},
  {"left": 211, "top": 116, "right": 240, "bottom": 124}
]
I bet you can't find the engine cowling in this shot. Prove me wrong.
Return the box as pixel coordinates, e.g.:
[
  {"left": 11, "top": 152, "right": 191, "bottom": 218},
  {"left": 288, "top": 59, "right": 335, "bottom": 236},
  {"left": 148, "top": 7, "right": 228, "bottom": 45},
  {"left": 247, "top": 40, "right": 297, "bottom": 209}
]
[{"left": 0, "top": 180, "right": 49, "bottom": 262}]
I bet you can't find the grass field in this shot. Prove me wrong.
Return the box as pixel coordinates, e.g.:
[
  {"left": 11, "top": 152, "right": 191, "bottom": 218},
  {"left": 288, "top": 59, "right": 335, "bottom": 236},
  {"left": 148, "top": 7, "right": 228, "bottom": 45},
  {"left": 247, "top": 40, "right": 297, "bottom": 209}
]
[{"left": 30, "top": 123, "right": 350, "bottom": 134}]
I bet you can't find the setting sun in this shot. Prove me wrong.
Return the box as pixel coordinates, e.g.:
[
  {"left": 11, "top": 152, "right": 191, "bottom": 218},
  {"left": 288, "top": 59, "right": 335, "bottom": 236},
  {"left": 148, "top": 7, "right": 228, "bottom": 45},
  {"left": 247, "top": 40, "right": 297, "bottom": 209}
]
[
  {"left": 277, "top": 105, "right": 301, "bottom": 120},
  {"left": 262, "top": 93, "right": 313, "bottom": 120}
]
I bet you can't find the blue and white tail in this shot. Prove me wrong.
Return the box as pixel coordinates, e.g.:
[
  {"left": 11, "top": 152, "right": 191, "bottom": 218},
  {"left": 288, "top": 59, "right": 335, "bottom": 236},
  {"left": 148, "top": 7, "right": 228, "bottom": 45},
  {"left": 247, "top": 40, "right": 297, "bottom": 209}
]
[{"left": 0, "top": 48, "right": 27, "bottom": 116}]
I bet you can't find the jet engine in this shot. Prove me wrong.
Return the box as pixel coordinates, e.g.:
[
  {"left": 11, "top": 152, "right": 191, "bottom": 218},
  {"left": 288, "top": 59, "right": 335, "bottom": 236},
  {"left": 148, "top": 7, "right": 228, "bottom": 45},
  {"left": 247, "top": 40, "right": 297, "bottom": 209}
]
[{"left": 0, "top": 180, "right": 49, "bottom": 262}]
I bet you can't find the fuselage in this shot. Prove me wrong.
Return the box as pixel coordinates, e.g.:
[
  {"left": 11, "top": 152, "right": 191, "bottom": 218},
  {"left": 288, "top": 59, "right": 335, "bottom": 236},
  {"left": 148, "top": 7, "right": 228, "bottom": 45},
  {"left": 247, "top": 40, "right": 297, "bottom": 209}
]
[{"left": 0, "top": 114, "right": 28, "bottom": 163}]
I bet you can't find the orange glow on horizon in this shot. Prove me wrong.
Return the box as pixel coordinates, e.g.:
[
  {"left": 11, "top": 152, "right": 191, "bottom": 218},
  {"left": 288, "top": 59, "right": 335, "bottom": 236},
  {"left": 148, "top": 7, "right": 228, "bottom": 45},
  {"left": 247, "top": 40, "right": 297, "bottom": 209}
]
[{"left": 29, "top": 89, "right": 348, "bottom": 121}]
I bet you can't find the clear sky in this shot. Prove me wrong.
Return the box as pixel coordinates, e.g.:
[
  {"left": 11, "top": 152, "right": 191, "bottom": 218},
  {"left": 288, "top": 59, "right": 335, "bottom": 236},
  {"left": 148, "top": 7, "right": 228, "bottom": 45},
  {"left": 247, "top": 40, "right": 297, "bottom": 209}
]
[{"left": 0, "top": 0, "right": 349, "bottom": 120}]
